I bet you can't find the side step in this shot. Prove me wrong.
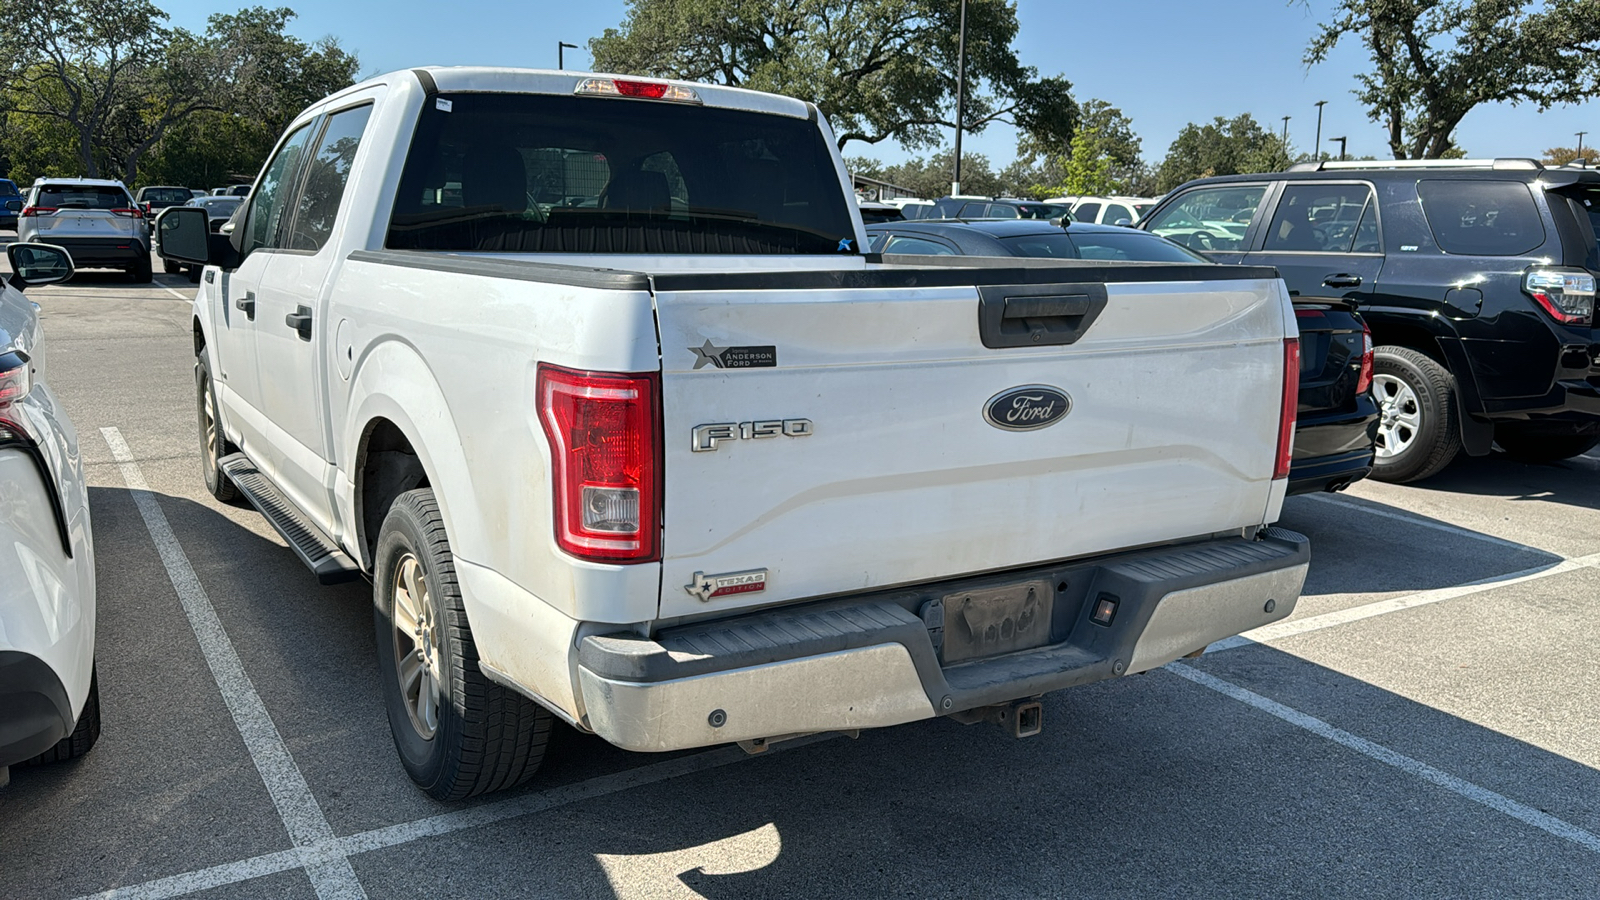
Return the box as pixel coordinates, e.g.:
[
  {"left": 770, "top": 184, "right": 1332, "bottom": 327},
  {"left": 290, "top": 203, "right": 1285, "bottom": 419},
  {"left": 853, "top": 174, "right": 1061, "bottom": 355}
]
[{"left": 218, "top": 453, "right": 361, "bottom": 584}]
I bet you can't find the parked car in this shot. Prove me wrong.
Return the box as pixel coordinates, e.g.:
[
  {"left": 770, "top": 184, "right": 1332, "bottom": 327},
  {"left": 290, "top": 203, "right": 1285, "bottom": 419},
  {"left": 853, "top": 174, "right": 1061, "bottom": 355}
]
[
  {"left": 1069, "top": 196, "right": 1159, "bottom": 226},
  {"left": 159, "top": 67, "right": 1308, "bottom": 800},
  {"left": 868, "top": 218, "right": 1379, "bottom": 494},
  {"left": 209, "top": 188, "right": 231, "bottom": 196},
  {"left": 881, "top": 198, "right": 940, "bottom": 219},
  {"left": 0, "top": 179, "right": 23, "bottom": 230},
  {"left": 134, "top": 185, "right": 194, "bottom": 217},
  {"left": 0, "top": 242, "right": 99, "bottom": 788},
  {"left": 937, "top": 197, "right": 1072, "bottom": 220},
  {"left": 857, "top": 201, "right": 904, "bottom": 224},
  {"left": 189, "top": 189, "right": 208, "bottom": 200},
  {"left": 224, "top": 184, "right": 252, "bottom": 197},
  {"left": 1142, "top": 158, "right": 1600, "bottom": 482},
  {"left": 19, "top": 178, "right": 151, "bottom": 282}
]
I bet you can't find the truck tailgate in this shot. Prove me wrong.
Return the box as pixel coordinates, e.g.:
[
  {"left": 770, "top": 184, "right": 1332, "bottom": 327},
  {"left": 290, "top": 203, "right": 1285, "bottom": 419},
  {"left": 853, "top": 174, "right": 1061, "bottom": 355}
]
[{"left": 652, "top": 264, "right": 1291, "bottom": 620}]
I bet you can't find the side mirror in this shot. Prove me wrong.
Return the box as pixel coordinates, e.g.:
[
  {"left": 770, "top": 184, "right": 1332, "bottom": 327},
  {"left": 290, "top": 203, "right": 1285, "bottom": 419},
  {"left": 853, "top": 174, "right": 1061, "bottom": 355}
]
[
  {"left": 4, "top": 199, "right": 21, "bottom": 213},
  {"left": 1114, "top": 218, "right": 1133, "bottom": 227},
  {"left": 156, "top": 206, "right": 214, "bottom": 265},
  {"left": 7, "top": 243, "right": 74, "bottom": 290}
]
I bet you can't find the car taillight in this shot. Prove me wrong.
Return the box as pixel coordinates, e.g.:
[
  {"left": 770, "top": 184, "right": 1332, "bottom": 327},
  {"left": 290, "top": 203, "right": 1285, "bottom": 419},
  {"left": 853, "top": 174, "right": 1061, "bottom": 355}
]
[
  {"left": 111, "top": 207, "right": 144, "bottom": 219},
  {"left": 536, "top": 364, "right": 661, "bottom": 562},
  {"left": 1524, "top": 268, "right": 1595, "bottom": 326},
  {"left": 0, "top": 351, "right": 32, "bottom": 430},
  {"left": 20, "top": 206, "right": 55, "bottom": 217},
  {"left": 1356, "top": 322, "right": 1374, "bottom": 394},
  {"left": 1275, "top": 339, "right": 1299, "bottom": 480},
  {"left": 573, "top": 77, "right": 702, "bottom": 104}
]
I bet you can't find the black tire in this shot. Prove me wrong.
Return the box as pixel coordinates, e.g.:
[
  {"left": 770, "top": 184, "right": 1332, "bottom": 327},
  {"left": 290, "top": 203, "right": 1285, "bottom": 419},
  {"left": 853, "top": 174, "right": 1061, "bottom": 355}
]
[
  {"left": 373, "top": 489, "right": 552, "bottom": 800},
  {"left": 26, "top": 666, "right": 100, "bottom": 765},
  {"left": 1494, "top": 426, "right": 1600, "bottom": 462},
  {"left": 185, "top": 265, "right": 201, "bottom": 283},
  {"left": 128, "top": 252, "right": 152, "bottom": 283},
  {"left": 1370, "top": 346, "right": 1462, "bottom": 483},
  {"left": 162, "top": 258, "right": 181, "bottom": 275},
  {"left": 196, "top": 356, "right": 240, "bottom": 503}
]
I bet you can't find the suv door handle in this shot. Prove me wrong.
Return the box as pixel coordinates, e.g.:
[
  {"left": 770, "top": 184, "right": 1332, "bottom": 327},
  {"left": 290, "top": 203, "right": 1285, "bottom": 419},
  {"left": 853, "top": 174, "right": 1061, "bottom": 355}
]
[
  {"left": 1323, "top": 273, "right": 1362, "bottom": 288},
  {"left": 235, "top": 291, "right": 255, "bottom": 319},
  {"left": 285, "top": 305, "right": 312, "bottom": 341}
]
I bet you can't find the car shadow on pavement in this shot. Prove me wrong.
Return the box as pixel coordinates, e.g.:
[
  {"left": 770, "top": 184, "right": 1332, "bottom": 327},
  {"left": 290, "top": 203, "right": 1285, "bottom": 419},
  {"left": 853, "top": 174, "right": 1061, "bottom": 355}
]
[{"left": 1398, "top": 450, "right": 1600, "bottom": 513}]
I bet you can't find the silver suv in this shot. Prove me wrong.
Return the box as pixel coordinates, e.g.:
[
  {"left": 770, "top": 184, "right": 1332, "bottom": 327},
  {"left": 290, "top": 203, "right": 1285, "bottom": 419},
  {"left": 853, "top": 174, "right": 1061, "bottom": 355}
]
[{"left": 19, "top": 178, "right": 151, "bottom": 282}]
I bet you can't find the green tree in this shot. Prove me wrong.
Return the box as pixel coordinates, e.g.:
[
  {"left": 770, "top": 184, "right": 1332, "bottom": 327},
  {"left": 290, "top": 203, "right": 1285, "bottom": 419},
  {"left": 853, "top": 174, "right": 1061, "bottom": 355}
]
[
  {"left": 1009, "top": 99, "right": 1145, "bottom": 198},
  {"left": 1061, "top": 128, "right": 1114, "bottom": 196},
  {"left": 848, "top": 149, "right": 1001, "bottom": 198},
  {"left": 1542, "top": 145, "right": 1590, "bottom": 165},
  {"left": 590, "top": 0, "right": 1077, "bottom": 154},
  {"left": 1155, "top": 113, "right": 1287, "bottom": 192},
  {"left": 1306, "top": 0, "right": 1600, "bottom": 159}
]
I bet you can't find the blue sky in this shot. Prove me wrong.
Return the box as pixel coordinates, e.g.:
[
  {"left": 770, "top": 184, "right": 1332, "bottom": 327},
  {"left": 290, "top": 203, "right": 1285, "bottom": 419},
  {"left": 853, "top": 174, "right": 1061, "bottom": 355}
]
[{"left": 161, "top": 0, "right": 1599, "bottom": 166}]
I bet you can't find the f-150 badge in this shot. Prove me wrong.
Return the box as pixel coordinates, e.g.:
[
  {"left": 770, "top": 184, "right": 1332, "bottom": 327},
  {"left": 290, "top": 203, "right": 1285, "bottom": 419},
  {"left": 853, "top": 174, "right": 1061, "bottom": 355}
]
[
  {"left": 690, "top": 339, "right": 777, "bottom": 369},
  {"left": 692, "top": 419, "right": 813, "bottom": 452},
  {"left": 686, "top": 569, "right": 768, "bottom": 602}
]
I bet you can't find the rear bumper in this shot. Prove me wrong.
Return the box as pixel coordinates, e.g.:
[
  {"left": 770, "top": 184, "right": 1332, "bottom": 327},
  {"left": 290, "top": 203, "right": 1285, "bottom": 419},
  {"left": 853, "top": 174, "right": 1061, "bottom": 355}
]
[
  {"left": 1287, "top": 404, "right": 1378, "bottom": 495},
  {"left": 34, "top": 237, "right": 145, "bottom": 268},
  {"left": 577, "top": 529, "right": 1310, "bottom": 752}
]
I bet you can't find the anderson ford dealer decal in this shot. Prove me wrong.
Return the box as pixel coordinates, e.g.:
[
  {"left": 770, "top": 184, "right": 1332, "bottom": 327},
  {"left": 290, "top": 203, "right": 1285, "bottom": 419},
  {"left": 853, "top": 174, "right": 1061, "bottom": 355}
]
[
  {"left": 685, "top": 569, "right": 769, "bottom": 602},
  {"left": 690, "top": 339, "right": 777, "bottom": 370}
]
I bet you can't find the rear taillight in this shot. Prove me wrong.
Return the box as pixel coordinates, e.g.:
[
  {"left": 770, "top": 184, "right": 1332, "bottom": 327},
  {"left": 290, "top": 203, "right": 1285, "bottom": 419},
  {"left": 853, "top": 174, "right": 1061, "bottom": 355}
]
[
  {"left": 1274, "top": 339, "right": 1299, "bottom": 480},
  {"left": 20, "top": 206, "right": 55, "bottom": 217},
  {"left": 111, "top": 207, "right": 144, "bottom": 219},
  {"left": 1524, "top": 268, "right": 1595, "bottom": 326},
  {"left": 536, "top": 364, "right": 661, "bottom": 562},
  {"left": 573, "top": 77, "right": 702, "bottom": 104},
  {"left": 1356, "top": 322, "right": 1374, "bottom": 394},
  {"left": 0, "top": 351, "right": 32, "bottom": 434}
]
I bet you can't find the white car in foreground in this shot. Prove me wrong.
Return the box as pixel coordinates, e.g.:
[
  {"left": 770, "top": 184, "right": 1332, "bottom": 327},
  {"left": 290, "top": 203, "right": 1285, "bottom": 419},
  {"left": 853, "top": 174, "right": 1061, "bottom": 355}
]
[{"left": 0, "top": 244, "right": 98, "bottom": 788}]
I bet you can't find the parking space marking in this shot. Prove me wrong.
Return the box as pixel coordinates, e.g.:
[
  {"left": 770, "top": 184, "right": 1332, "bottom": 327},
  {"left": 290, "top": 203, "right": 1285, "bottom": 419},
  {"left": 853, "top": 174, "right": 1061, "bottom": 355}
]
[
  {"left": 1206, "top": 551, "right": 1600, "bottom": 654},
  {"left": 1305, "top": 493, "right": 1557, "bottom": 557},
  {"left": 154, "top": 282, "right": 191, "bottom": 301},
  {"left": 73, "top": 735, "right": 833, "bottom": 900},
  {"left": 1168, "top": 664, "right": 1600, "bottom": 856},
  {"left": 99, "top": 427, "right": 367, "bottom": 900}
]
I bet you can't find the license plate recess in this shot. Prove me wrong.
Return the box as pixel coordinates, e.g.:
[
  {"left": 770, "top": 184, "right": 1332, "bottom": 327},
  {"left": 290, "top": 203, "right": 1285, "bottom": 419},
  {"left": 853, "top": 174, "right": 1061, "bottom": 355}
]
[{"left": 936, "top": 578, "right": 1054, "bottom": 664}]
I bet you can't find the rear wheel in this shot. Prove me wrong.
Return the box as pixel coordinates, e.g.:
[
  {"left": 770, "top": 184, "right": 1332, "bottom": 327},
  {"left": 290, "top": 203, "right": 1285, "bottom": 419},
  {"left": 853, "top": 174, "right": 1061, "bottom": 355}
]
[
  {"left": 26, "top": 666, "right": 100, "bottom": 765},
  {"left": 374, "top": 489, "right": 552, "bottom": 800},
  {"left": 162, "top": 259, "right": 181, "bottom": 275},
  {"left": 128, "top": 252, "right": 152, "bottom": 283},
  {"left": 1370, "top": 346, "right": 1461, "bottom": 483},
  {"left": 196, "top": 356, "right": 240, "bottom": 503},
  {"left": 1493, "top": 425, "right": 1600, "bottom": 462}
]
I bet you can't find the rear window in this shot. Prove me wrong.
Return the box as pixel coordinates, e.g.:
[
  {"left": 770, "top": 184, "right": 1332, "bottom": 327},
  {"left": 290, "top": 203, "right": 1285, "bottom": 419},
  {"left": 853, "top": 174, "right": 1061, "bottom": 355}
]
[
  {"left": 141, "top": 187, "right": 192, "bottom": 204},
  {"left": 387, "top": 92, "right": 857, "bottom": 254},
  {"left": 1417, "top": 180, "right": 1545, "bottom": 256},
  {"left": 36, "top": 185, "right": 131, "bottom": 210}
]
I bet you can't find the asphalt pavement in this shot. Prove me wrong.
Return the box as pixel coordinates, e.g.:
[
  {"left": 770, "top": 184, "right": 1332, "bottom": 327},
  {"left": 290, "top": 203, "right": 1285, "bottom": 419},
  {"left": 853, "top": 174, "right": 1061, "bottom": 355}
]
[{"left": 1, "top": 248, "right": 1598, "bottom": 899}]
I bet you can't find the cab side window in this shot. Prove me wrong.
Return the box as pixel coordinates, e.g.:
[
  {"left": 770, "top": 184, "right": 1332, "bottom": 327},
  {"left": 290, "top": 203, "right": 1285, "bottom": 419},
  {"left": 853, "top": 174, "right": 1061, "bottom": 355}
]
[
  {"left": 285, "top": 105, "right": 374, "bottom": 252},
  {"left": 1263, "top": 184, "right": 1376, "bottom": 253},
  {"left": 242, "top": 121, "right": 316, "bottom": 256},
  {"left": 1143, "top": 185, "right": 1266, "bottom": 252},
  {"left": 1073, "top": 202, "right": 1101, "bottom": 223}
]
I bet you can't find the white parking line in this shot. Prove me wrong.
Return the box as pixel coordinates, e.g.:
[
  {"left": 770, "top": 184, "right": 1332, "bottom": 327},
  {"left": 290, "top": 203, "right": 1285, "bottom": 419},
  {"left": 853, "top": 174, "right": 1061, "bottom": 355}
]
[
  {"left": 1168, "top": 664, "right": 1600, "bottom": 855},
  {"left": 99, "top": 427, "right": 366, "bottom": 900},
  {"left": 154, "top": 282, "right": 191, "bottom": 301},
  {"left": 1304, "top": 493, "right": 1555, "bottom": 557},
  {"left": 73, "top": 735, "right": 833, "bottom": 900},
  {"left": 1206, "top": 551, "right": 1600, "bottom": 654}
]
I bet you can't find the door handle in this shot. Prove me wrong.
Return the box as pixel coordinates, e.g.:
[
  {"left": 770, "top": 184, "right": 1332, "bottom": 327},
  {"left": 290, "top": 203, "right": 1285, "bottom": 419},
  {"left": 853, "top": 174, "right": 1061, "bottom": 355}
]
[
  {"left": 285, "top": 305, "right": 312, "bottom": 341},
  {"left": 235, "top": 291, "right": 255, "bottom": 319},
  {"left": 1323, "top": 273, "right": 1362, "bottom": 288}
]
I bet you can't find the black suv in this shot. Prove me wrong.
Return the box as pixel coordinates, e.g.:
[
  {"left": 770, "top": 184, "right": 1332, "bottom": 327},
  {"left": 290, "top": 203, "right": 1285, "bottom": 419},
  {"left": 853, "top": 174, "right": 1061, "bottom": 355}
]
[{"left": 1141, "top": 159, "right": 1600, "bottom": 482}]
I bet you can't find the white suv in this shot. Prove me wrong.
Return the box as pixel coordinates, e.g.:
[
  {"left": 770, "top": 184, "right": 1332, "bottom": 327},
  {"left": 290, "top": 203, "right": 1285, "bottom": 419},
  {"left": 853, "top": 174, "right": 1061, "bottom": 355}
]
[
  {"left": 1065, "top": 196, "right": 1158, "bottom": 227},
  {"left": 19, "top": 178, "right": 151, "bottom": 282}
]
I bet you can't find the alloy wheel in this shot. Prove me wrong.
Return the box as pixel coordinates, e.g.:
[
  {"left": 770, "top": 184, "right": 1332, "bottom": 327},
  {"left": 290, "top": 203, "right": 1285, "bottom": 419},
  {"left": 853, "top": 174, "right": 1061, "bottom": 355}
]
[
  {"left": 391, "top": 553, "right": 443, "bottom": 740},
  {"left": 1372, "top": 373, "right": 1422, "bottom": 459}
]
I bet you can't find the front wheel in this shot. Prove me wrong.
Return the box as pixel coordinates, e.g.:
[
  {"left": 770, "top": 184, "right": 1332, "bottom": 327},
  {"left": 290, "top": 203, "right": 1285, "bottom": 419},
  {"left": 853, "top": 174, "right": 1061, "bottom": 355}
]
[
  {"left": 1370, "top": 346, "right": 1462, "bottom": 483},
  {"left": 373, "top": 489, "right": 553, "bottom": 800},
  {"left": 1494, "top": 426, "right": 1600, "bottom": 462},
  {"left": 195, "top": 356, "right": 239, "bottom": 503},
  {"left": 128, "top": 253, "right": 152, "bottom": 283}
]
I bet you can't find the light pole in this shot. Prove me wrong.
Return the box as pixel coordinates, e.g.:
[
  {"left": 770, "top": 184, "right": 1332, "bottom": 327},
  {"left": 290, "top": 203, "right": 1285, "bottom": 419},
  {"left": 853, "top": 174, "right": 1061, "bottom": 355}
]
[
  {"left": 1331, "top": 136, "right": 1347, "bottom": 161},
  {"left": 557, "top": 41, "right": 578, "bottom": 70},
  {"left": 1578, "top": 131, "right": 1588, "bottom": 157},
  {"left": 951, "top": 0, "right": 968, "bottom": 196},
  {"left": 1314, "top": 100, "right": 1327, "bottom": 160},
  {"left": 1281, "top": 115, "right": 1291, "bottom": 147}
]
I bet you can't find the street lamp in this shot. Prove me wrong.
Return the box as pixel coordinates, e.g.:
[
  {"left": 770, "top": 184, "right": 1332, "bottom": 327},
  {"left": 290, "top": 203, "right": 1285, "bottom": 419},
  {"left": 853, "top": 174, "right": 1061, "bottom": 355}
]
[
  {"left": 1314, "top": 101, "right": 1327, "bottom": 160},
  {"left": 1331, "top": 136, "right": 1347, "bottom": 161},
  {"left": 1281, "top": 115, "right": 1291, "bottom": 147},
  {"left": 1578, "top": 131, "right": 1588, "bottom": 157},
  {"left": 951, "top": 0, "right": 968, "bottom": 196},
  {"left": 557, "top": 41, "right": 578, "bottom": 70}
]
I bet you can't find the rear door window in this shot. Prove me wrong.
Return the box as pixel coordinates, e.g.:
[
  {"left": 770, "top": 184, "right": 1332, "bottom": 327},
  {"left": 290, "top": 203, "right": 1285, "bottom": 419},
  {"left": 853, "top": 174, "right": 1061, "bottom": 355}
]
[
  {"left": 387, "top": 92, "right": 856, "bottom": 254},
  {"left": 1417, "top": 180, "right": 1545, "bottom": 256},
  {"left": 958, "top": 202, "right": 989, "bottom": 217},
  {"left": 1073, "top": 202, "right": 1101, "bottom": 223},
  {"left": 1263, "top": 184, "right": 1375, "bottom": 252}
]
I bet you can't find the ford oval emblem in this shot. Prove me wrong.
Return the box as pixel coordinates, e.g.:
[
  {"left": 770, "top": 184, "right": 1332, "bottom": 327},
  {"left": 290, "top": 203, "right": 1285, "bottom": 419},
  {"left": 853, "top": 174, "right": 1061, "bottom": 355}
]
[{"left": 984, "top": 385, "right": 1072, "bottom": 431}]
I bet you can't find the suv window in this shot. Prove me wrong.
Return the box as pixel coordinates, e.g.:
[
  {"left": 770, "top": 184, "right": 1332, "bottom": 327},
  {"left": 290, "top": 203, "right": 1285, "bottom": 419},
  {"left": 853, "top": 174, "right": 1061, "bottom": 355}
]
[
  {"left": 139, "top": 187, "right": 193, "bottom": 205},
  {"left": 1417, "top": 180, "right": 1545, "bottom": 256},
  {"left": 1073, "top": 202, "right": 1101, "bottom": 223},
  {"left": 387, "top": 92, "right": 856, "bottom": 254},
  {"left": 958, "top": 202, "right": 989, "bottom": 217},
  {"left": 1104, "top": 203, "right": 1134, "bottom": 225},
  {"left": 1144, "top": 185, "right": 1266, "bottom": 251},
  {"left": 1264, "top": 184, "right": 1375, "bottom": 253},
  {"left": 285, "top": 104, "right": 373, "bottom": 252},
  {"left": 35, "top": 185, "right": 132, "bottom": 211},
  {"left": 243, "top": 121, "right": 316, "bottom": 255}
]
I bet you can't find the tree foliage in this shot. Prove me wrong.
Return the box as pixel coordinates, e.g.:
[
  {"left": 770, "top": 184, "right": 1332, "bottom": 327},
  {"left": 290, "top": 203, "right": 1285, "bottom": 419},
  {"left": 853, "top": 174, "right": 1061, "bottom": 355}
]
[
  {"left": 1543, "top": 145, "right": 1592, "bottom": 166},
  {"left": 1156, "top": 114, "right": 1290, "bottom": 193},
  {"left": 1307, "top": 0, "right": 1600, "bottom": 159},
  {"left": 848, "top": 150, "right": 1003, "bottom": 198},
  {"left": 590, "top": 0, "right": 1077, "bottom": 154},
  {"left": 0, "top": 1, "right": 357, "bottom": 186}
]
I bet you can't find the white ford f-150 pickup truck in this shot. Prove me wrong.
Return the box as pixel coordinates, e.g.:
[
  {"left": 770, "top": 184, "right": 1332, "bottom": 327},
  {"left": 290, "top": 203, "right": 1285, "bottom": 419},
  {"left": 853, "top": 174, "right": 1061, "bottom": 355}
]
[{"left": 156, "top": 67, "right": 1310, "bottom": 800}]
